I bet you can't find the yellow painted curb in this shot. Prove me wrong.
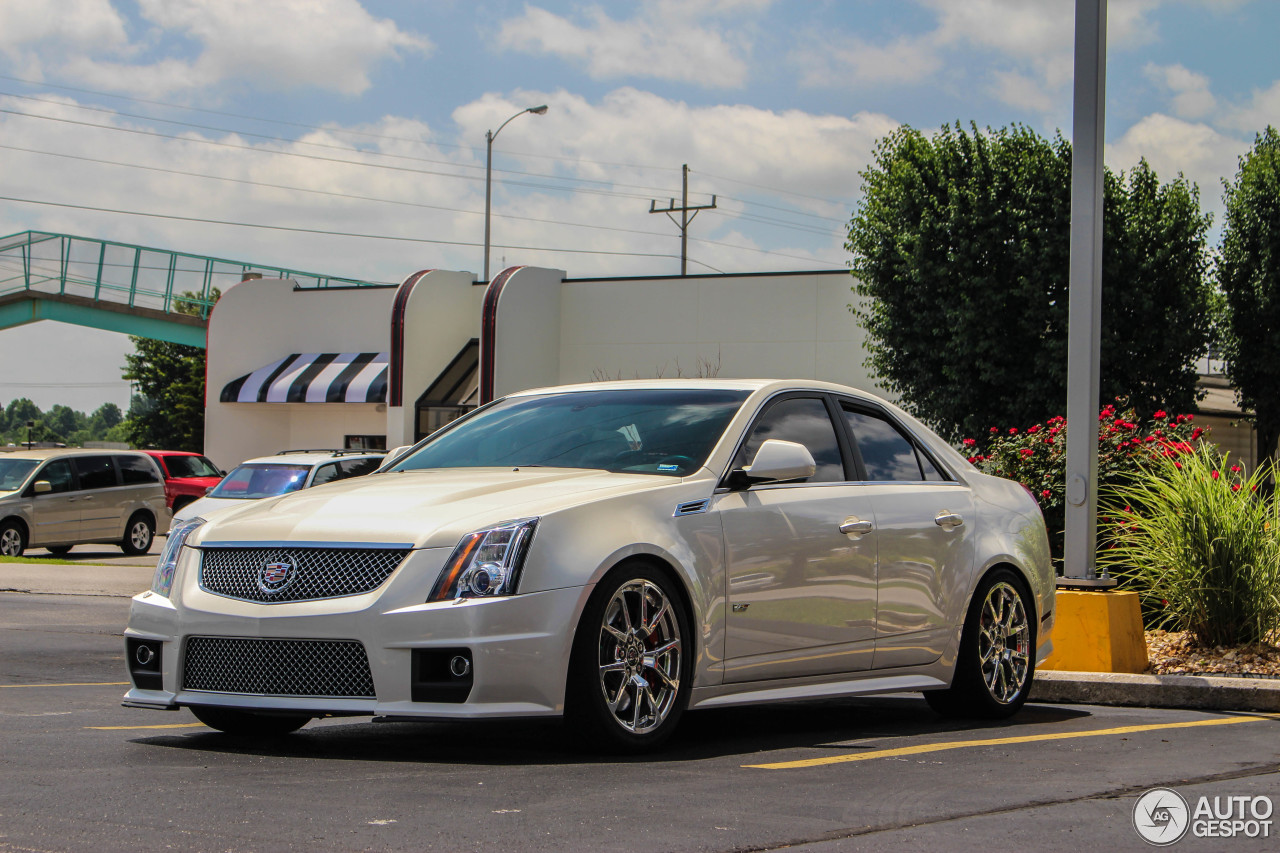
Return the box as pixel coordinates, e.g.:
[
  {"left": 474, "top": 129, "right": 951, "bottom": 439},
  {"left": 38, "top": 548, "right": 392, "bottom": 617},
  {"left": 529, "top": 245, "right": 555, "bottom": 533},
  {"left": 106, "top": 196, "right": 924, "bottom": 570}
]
[{"left": 1041, "top": 590, "right": 1148, "bottom": 673}]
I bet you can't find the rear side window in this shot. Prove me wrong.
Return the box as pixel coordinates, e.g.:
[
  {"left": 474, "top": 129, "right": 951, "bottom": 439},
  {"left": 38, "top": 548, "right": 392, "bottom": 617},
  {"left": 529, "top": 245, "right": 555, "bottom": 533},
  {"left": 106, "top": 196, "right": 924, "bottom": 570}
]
[
  {"left": 843, "top": 408, "right": 932, "bottom": 482},
  {"left": 337, "top": 457, "right": 380, "bottom": 479},
  {"left": 311, "top": 463, "right": 341, "bottom": 486},
  {"left": 118, "top": 455, "right": 161, "bottom": 485},
  {"left": 73, "top": 455, "right": 118, "bottom": 490}
]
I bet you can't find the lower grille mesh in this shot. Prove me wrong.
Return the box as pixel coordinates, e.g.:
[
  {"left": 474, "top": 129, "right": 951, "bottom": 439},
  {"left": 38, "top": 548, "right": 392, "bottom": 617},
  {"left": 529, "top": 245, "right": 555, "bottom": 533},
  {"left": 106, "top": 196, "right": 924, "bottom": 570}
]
[{"left": 183, "top": 636, "right": 375, "bottom": 698}]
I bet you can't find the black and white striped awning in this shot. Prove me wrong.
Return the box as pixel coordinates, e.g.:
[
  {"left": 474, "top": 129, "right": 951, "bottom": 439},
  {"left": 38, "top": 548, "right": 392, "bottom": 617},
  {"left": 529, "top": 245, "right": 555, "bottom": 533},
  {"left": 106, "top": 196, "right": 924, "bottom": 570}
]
[{"left": 220, "top": 353, "right": 389, "bottom": 404}]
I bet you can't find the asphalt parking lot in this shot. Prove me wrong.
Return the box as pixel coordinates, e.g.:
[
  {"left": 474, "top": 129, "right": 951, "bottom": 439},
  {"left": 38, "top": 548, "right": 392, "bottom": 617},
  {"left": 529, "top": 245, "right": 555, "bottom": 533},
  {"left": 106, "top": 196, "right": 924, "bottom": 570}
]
[{"left": 1, "top": 582, "right": 1277, "bottom": 852}]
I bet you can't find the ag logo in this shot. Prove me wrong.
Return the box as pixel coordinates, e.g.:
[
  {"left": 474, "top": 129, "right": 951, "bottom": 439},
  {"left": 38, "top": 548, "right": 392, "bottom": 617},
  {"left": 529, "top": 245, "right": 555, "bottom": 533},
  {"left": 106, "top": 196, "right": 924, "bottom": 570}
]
[
  {"left": 257, "top": 558, "right": 297, "bottom": 594},
  {"left": 1134, "top": 788, "right": 1190, "bottom": 845}
]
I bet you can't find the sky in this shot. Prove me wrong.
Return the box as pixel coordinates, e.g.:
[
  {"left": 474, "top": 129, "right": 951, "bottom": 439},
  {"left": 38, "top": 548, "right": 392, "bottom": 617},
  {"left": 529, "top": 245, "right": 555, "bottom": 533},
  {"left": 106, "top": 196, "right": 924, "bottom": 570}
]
[{"left": 0, "top": 0, "right": 1276, "bottom": 413}]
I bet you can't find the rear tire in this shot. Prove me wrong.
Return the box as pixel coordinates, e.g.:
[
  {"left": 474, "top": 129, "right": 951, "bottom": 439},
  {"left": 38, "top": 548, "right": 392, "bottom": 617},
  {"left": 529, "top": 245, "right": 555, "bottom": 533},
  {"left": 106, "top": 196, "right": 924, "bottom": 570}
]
[
  {"left": 564, "top": 563, "right": 692, "bottom": 753},
  {"left": 926, "top": 568, "right": 1035, "bottom": 719},
  {"left": 190, "top": 706, "right": 312, "bottom": 736},
  {"left": 120, "top": 513, "right": 154, "bottom": 556},
  {"left": 0, "top": 520, "right": 26, "bottom": 558}
]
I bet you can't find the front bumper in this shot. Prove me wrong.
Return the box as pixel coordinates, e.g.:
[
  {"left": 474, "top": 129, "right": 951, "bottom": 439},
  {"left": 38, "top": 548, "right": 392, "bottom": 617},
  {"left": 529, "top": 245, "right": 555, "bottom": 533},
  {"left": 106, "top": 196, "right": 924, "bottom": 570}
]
[{"left": 123, "top": 546, "right": 591, "bottom": 719}]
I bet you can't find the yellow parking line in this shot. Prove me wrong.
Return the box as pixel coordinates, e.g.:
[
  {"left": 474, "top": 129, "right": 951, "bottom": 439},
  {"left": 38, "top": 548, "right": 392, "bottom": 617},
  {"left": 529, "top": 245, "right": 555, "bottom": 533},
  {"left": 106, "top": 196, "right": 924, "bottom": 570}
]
[
  {"left": 744, "top": 715, "right": 1269, "bottom": 770},
  {"left": 0, "top": 681, "right": 129, "bottom": 688},
  {"left": 85, "top": 723, "right": 206, "bottom": 730}
]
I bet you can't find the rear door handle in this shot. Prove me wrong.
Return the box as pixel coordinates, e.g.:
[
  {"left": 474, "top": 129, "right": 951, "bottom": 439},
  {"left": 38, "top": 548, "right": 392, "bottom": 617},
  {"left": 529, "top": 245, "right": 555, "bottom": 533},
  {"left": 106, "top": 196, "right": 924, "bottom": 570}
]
[
  {"left": 934, "top": 511, "right": 964, "bottom": 529},
  {"left": 839, "top": 517, "right": 873, "bottom": 536}
]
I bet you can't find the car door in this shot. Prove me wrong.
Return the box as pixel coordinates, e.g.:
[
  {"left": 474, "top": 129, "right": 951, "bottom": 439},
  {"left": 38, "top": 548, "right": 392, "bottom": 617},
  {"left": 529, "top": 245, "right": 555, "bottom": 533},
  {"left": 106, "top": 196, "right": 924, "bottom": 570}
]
[
  {"left": 716, "top": 394, "right": 878, "bottom": 682},
  {"left": 25, "top": 459, "right": 80, "bottom": 545},
  {"left": 837, "top": 402, "right": 977, "bottom": 670},
  {"left": 71, "top": 455, "right": 121, "bottom": 539}
]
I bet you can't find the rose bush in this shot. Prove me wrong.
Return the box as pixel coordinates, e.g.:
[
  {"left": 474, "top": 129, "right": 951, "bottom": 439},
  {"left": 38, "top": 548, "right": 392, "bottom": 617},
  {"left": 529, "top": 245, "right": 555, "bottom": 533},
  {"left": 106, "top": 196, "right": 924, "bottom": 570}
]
[{"left": 962, "top": 401, "right": 1207, "bottom": 565}]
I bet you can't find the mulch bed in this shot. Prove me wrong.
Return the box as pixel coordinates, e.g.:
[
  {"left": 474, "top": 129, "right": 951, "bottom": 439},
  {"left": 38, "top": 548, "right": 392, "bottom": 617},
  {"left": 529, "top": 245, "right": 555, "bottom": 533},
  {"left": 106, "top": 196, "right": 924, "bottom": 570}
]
[{"left": 1145, "top": 630, "right": 1280, "bottom": 678}]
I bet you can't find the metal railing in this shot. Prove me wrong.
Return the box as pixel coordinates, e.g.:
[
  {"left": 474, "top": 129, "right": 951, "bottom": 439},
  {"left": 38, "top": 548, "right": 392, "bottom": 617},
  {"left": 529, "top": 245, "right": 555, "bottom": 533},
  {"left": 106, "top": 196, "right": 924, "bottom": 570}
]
[{"left": 0, "top": 231, "right": 387, "bottom": 321}]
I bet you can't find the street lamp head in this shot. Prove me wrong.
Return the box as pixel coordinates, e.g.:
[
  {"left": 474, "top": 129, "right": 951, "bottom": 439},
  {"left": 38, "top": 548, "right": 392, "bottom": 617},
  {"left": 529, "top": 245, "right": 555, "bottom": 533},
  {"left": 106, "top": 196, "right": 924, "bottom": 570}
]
[{"left": 528, "top": 105, "right": 549, "bottom": 115}]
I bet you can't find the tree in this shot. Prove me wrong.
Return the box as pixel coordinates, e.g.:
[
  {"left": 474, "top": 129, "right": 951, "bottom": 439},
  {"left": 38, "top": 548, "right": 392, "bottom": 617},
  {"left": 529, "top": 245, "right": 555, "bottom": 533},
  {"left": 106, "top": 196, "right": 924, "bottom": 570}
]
[
  {"left": 1219, "top": 126, "right": 1280, "bottom": 464},
  {"left": 88, "top": 402, "right": 122, "bottom": 433},
  {"left": 120, "top": 289, "right": 219, "bottom": 452},
  {"left": 848, "top": 123, "right": 1213, "bottom": 443}
]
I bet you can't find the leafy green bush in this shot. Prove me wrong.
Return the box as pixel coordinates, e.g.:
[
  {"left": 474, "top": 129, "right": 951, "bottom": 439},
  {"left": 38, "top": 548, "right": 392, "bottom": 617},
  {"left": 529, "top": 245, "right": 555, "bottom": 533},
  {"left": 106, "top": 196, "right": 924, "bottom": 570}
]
[
  {"left": 964, "top": 401, "right": 1205, "bottom": 563},
  {"left": 1098, "top": 448, "right": 1280, "bottom": 647}
]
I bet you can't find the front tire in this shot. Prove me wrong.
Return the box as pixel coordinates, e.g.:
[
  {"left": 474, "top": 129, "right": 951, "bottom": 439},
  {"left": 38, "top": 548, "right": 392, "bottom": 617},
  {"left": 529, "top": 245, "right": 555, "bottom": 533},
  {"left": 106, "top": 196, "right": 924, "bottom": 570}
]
[
  {"left": 926, "top": 568, "right": 1035, "bottom": 719},
  {"left": 120, "top": 513, "right": 154, "bottom": 555},
  {"left": 190, "top": 706, "right": 312, "bottom": 736},
  {"left": 565, "top": 564, "right": 692, "bottom": 753},
  {"left": 0, "top": 520, "right": 26, "bottom": 557}
]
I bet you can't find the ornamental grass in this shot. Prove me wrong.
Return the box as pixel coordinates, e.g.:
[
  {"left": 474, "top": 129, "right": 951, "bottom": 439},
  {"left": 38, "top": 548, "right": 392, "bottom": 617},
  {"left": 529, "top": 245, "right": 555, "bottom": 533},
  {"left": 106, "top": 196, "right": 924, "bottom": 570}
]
[{"left": 1097, "top": 447, "right": 1280, "bottom": 648}]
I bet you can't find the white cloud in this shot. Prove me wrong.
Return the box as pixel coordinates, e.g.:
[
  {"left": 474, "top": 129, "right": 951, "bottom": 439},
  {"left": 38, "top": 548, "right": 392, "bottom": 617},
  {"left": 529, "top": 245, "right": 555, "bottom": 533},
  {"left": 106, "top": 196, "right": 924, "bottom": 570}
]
[
  {"left": 792, "top": 32, "right": 942, "bottom": 89},
  {"left": 1108, "top": 113, "right": 1246, "bottom": 217},
  {"left": 495, "top": 2, "right": 756, "bottom": 88},
  {"left": 5, "top": 0, "right": 431, "bottom": 97},
  {"left": 1221, "top": 78, "right": 1280, "bottom": 134},
  {"left": 0, "top": 0, "right": 129, "bottom": 54},
  {"left": 1144, "top": 62, "right": 1217, "bottom": 119}
]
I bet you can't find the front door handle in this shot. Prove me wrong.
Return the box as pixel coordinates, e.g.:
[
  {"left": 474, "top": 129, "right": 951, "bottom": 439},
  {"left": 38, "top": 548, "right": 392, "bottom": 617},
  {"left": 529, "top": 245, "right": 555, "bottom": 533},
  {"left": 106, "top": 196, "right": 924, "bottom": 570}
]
[
  {"left": 839, "top": 517, "right": 873, "bottom": 536},
  {"left": 935, "top": 511, "right": 964, "bottom": 529}
]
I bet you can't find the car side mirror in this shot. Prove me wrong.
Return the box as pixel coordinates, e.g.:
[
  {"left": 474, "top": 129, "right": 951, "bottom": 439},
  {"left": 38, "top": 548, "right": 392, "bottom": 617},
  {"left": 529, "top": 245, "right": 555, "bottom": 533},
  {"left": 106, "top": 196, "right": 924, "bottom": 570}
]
[
  {"left": 729, "top": 439, "right": 817, "bottom": 489},
  {"left": 32, "top": 480, "right": 51, "bottom": 495}
]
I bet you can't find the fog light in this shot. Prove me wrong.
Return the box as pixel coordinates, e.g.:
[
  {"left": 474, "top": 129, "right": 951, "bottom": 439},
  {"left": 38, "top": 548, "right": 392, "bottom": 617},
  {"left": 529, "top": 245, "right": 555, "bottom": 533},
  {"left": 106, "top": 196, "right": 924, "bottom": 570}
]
[
  {"left": 135, "top": 645, "right": 156, "bottom": 666},
  {"left": 449, "top": 655, "right": 471, "bottom": 677},
  {"left": 126, "top": 638, "right": 162, "bottom": 691}
]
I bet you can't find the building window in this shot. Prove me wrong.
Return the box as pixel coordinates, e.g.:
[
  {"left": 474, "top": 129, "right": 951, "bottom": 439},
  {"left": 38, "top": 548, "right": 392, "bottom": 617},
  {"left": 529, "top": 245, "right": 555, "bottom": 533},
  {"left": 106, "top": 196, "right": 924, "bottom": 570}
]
[
  {"left": 414, "top": 339, "right": 479, "bottom": 441},
  {"left": 344, "top": 435, "right": 387, "bottom": 451}
]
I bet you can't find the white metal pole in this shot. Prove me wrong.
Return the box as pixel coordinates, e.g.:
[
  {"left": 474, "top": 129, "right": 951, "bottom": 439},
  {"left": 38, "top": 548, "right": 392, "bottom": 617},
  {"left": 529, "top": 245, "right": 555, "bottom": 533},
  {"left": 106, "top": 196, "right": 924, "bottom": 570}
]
[
  {"left": 1063, "top": 0, "right": 1112, "bottom": 586},
  {"left": 484, "top": 130, "right": 494, "bottom": 283}
]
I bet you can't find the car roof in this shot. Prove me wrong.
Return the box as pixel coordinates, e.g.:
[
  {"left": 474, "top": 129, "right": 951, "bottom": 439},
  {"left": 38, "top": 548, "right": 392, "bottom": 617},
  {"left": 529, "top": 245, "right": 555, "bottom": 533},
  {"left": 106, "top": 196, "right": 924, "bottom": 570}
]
[
  {"left": 507, "top": 377, "right": 885, "bottom": 404},
  {"left": 0, "top": 447, "right": 151, "bottom": 461},
  {"left": 234, "top": 452, "right": 386, "bottom": 467},
  {"left": 142, "top": 449, "right": 204, "bottom": 457}
]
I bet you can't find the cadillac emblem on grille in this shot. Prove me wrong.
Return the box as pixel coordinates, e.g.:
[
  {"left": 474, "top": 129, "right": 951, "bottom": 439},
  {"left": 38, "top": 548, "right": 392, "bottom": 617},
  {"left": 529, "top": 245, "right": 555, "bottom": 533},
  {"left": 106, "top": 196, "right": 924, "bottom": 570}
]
[{"left": 257, "top": 559, "right": 297, "bottom": 594}]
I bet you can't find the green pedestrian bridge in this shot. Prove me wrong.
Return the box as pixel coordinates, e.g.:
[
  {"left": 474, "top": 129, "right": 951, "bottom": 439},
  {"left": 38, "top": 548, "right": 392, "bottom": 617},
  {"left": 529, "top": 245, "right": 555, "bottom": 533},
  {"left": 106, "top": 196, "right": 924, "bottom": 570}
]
[{"left": 0, "top": 231, "right": 385, "bottom": 348}]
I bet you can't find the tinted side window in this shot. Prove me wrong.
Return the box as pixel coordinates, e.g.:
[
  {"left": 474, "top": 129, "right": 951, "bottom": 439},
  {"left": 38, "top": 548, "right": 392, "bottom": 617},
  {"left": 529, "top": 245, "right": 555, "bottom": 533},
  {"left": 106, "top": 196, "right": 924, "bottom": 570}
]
[
  {"left": 843, "top": 408, "right": 924, "bottom": 482},
  {"left": 36, "top": 460, "right": 75, "bottom": 494},
  {"left": 736, "top": 397, "right": 844, "bottom": 483},
  {"left": 337, "top": 458, "right": 379, "bottom": 479},
  {"left": 73, "top": 455, "right": 118, "bottom": 490},
  {"left": 118, "top": 455, "right": 161, "bottom": 485},
  {"left": 310, "top": 463, "right": 341, "bottom": 486}
]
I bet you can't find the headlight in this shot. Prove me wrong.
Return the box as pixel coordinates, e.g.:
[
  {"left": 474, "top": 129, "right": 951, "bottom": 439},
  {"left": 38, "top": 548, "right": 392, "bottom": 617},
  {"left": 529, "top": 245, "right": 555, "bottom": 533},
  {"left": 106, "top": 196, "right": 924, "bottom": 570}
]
[
  {"left": 152, "top": 516, "right": 205, "bottom": 597},
  {"left": 428, "top": 518, "right": 539, "bottom": 602}
]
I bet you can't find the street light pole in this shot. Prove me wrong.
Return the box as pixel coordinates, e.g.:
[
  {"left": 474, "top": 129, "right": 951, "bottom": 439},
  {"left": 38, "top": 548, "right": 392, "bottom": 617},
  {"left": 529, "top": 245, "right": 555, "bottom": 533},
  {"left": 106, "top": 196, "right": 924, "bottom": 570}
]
[{"left": 484, "top": 104, "right": 548, "bottom": 282}]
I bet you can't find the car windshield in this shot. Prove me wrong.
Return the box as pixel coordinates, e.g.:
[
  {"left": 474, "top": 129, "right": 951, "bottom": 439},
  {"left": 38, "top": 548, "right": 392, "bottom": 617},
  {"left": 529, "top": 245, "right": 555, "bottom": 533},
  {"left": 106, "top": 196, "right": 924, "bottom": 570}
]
[
  {"left": 207, "top": 464, "right": 311, "bottom": 499},
  {"left": 0, "top": 458, "right": 38, "bottom": 491},
  {"left": 392, "top": 388, "right": 750, "bottom": 477},
  {"left": 164, "top": 455, "right": 221, "bottom": 478}
]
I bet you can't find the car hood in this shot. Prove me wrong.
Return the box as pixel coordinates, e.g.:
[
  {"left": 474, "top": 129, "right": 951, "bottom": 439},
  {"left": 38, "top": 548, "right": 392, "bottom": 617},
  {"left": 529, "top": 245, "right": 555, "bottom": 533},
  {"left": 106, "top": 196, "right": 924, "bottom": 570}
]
[{"left": 189, "top": 468, "right": 680, "bottom": 550}]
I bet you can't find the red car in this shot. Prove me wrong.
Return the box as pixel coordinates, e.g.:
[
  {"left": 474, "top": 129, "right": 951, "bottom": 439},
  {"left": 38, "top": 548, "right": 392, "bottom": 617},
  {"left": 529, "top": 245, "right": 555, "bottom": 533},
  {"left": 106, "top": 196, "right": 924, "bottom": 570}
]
[{"left": 142, "top": 451, "right": 224, "bottom": 514}]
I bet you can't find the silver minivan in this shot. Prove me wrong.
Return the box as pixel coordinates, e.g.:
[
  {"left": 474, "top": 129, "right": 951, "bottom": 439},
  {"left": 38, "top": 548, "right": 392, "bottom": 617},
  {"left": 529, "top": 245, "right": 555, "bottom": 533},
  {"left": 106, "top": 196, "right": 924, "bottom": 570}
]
[{"left": 0, "top": 449, "right": 171, "bottom": 557}]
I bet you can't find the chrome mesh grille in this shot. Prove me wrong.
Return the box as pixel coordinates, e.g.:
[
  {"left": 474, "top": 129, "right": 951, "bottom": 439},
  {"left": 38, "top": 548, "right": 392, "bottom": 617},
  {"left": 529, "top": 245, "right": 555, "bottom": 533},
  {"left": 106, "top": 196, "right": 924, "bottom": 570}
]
[
  {"left": 199, "top": 546, "right": 408, "bottom": 603},
  {"left": 183, "top": 637, "right": 375, "bottom": 698}
]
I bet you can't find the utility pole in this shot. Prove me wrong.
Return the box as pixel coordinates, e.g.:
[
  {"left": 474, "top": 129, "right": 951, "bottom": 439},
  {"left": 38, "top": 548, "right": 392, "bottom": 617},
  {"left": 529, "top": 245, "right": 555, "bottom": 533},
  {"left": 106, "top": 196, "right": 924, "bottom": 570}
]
[{"left": 649, "top": 164, "right": 716, "bottom": 275}]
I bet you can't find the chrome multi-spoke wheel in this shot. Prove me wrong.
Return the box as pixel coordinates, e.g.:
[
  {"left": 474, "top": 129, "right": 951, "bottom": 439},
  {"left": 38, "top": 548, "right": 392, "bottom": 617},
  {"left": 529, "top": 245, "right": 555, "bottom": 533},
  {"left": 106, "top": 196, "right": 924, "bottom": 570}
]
[
  {"left": 926, "top": 569, "right": 1035, "bottom": 719},
  {"left": 597, "top": 579, "right": 682, "bottom": 735},
  {"left": 977, "top": 581, "right": 1031, "bottom": 704}
]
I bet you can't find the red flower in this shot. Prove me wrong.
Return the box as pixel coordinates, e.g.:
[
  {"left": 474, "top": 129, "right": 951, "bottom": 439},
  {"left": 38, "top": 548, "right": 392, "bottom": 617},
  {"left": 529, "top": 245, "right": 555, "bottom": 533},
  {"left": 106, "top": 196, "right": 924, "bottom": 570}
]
[
  {"left": 1020, "top": 448, "right": 1034, "bottom": 457},
  {"left": 963, "top": 438, "right": 976, "bottom": 447},
  {"left": 1041, "top": 489, "right": 1051, "bottom": 498},
  {"left": 1009, "top": 428, "right": 1019, "bottom": 435},
  {"left": 1154, "top": 410, "right": 1167, "bottom": 419},
  {"left": 967, "top": 456, "right": 979, "bottom": 463},
  {"left": 1231, "top": 465, "right": 1242, "bottom": 473},
  {"left": 1232, "top": 483, "right": 1241, "bottom": 492},
  {"left": 1211, "top": 470, "right": 1220, "bottom": 479},
  {"left": 990, "top": 427, "right": 999, "bottom": 434},
  {"left": 1175, "top": 462, "right": 1183, "bottom": 469},
  {"left": 1190, "top": 427, "right": 1204, "bottom": 440},
  {"left": 1028, "top": 424, "right": 1041, "bottom": 434},
  {"left": 1144, "top": 436, "right": 1156, "bottom": 443}
]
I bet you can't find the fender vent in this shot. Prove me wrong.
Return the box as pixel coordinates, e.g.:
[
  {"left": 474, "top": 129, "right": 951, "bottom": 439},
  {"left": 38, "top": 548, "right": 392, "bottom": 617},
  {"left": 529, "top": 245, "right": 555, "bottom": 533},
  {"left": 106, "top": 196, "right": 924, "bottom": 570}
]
[{"left": 674, "top": 499, "right": 710, "bottom": 517}]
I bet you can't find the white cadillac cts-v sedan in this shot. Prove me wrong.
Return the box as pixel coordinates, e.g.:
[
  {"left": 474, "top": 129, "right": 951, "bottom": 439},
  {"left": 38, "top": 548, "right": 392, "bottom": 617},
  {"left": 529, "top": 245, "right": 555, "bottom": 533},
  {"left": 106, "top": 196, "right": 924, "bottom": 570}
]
[{"left": 124, "top": 380, "right": 1054, "bottom": 751}]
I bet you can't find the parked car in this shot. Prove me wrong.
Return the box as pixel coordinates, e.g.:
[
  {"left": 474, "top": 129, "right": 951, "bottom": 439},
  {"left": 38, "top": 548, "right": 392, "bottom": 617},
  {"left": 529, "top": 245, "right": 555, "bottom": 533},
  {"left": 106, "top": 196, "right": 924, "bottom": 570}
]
[
  {"left": 124, "top": 380, "right": 1053, "bottom": 751},
  {"left": 142, "top": 451, "right": 224, "bottom": 514},
  {"left": 172, "top": 450, "right": 385, "bottom": 525},
  {"left": 0, "top": 448, "right": 170, "bottom": 557}
]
